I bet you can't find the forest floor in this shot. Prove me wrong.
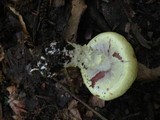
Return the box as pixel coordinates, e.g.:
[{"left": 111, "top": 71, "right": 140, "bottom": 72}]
[{"left": 0, "top": 0, "right": 160, "bottom": 120}]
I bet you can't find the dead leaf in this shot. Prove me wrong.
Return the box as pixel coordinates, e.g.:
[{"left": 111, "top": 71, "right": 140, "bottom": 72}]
[
  {"left": 52, "top": 0, "right": 65, "bottom": 7},
  {"left": 68, "top": 100, "right": 82, "bottom": 120},
  {"left": 59, "top": 108, "right": 69, "bottom": 119},
  {"left": 86, "top": 110, "right": 93, "bottom": 118},
  {"left": 69, "top": 108, "right": 82, "bottom": 120},
  {"left": 12, "top": 115, "right": 23, "bottom": 120},
  {"left": 68, "top": 100, "right": 78, "bottom": 110},
  {"left": 6, "top": 86, "right": 17, "bottom": 96},
  {"left": 89, "top": 96, "right": 105, "bottom": 108},
  {"left": 63, "top": 0, "right": 87, "bottom": 42},
  {"left": 7, "top": 86, "right": 27, "bottom": 116},
  {"left": 8, "top": 98, "right": 27, "bottom": 115}
]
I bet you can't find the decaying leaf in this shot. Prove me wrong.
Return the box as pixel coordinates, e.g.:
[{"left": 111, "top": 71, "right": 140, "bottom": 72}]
[
  {"left": 68, "top": 99, "right": 78, "bottom": 110},
  {"left": 68, "top": 100, "right": 82, "bottom": 120},
  {"left": 52, "top": 0, "right": 65, "bottom": 7},
  {"left": 63, "top": 0, "right": 87, "bottom": 42},
  {"left": 8, "top": 98, "right": 27, "bottom": 116},
  {"left": 69, "top": 108, "right": 82, "bottom": 120},
  {"left": 6, "top": 86, "right": 17, "bottom": 96},
  {"left": 6, "top": 86, "right": 27, "bottom": 116},
  {"left": 12, "top": 115, "right": 23, "bottom": 120},
  {"left": 85, "top": 110, "right": 93, "bottom": 118},
  {"left": 88, "top": 96, "right": 105, "bottom": 108}
]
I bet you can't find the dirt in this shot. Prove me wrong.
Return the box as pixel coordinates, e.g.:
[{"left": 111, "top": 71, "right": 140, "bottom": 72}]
[{"left": 0, "top": 0, "right": 160, "bottom": 120}]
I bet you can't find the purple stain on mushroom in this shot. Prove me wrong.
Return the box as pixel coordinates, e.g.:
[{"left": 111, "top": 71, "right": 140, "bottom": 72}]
[
  {"left": 90, "top": 71, "right": 107, "bottom": 88},
  {"left": 112, "top": 52, "right": 122, "bottom": 60}
]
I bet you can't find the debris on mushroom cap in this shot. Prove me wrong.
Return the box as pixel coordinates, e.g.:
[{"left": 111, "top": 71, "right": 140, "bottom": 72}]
[{"left": 67, "top": 32, "right": 138, "bottom": 101}]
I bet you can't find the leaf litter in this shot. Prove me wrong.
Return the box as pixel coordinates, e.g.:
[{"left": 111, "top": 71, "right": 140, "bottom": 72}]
[{"left": 0, "top": 0, "right": 160, "bottom": 120}]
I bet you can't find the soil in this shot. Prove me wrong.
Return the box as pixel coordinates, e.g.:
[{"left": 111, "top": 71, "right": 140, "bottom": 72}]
[{"left": 0, "top": 0, "right": 160, "bottom": 120}]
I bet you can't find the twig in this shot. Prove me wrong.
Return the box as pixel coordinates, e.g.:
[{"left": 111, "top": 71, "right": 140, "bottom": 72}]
[
  {"left": 57, "top": 83, "right": 109, "bottom": 120},
  {"left": 8, "top": 6, "right": 29, "bottom": 35},
  {"left": 122, "top": 112, "right": 140, "bottom": 120},
  {"left": 35, "top": 95, "right": 52, "bottom": 100}
]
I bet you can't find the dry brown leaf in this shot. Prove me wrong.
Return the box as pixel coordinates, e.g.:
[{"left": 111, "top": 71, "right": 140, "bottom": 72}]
[
  {"left": 89, "top": 96, "right": 105, "bottom": 108},
  {"left": 6, "top": 86, "right": 17, "bottom": 96},
  {"left": 68, "top": 100, "right": 82, "bottom": 120},
  {"left": 59, "top": 108, "right": 70, "bottom": 119},
  {"left": 52, "top": 0, "right": 65, "bottom": 7},
  {"left": 12, "top": 115, "right": 23, "bottom": 120},
  {"left": 8, "top": 98, "right": 27, "bottom": 115},
  {"left": 69, "top": 108, "right": 82, "bottom": 120},
  {"left": 63, "top": 0, "right": 87, "bottom": 42},
  {"left": 68, "top": 100, "right": 78, "bottom": 110},
  {"left": 85, "top": 110, "right": 93, "bottom": 118},
  {"left": 7, "top": 86, "right": 27, "bottom": 116}
]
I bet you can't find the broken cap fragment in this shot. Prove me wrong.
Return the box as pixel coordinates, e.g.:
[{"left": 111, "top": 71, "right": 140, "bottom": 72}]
[{"left": 68, "top": 32, "right": 138, "bottom": 100}]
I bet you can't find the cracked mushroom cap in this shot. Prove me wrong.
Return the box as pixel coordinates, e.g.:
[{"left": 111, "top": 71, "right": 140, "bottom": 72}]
[{"left": 80, "top": 32, "right": 138, "bottom": 100}]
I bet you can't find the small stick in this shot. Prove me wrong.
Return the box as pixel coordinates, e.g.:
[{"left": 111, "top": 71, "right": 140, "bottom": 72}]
[
  {"left": 57, "top": 83, "right": 108, "bottom": 120},
  {"left": 8, "top": 6, "right": 29, "bottom": 40}
]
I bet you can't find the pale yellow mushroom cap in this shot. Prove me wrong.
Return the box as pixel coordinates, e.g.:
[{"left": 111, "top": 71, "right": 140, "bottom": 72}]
[{"left": 68, "top": 32, "right": 138, "bottom": 101}]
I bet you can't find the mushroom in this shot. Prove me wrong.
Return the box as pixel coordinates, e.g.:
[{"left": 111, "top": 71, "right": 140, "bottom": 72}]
[{"left": 67, "top": 32, "right": 138, "bottom": 100}]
